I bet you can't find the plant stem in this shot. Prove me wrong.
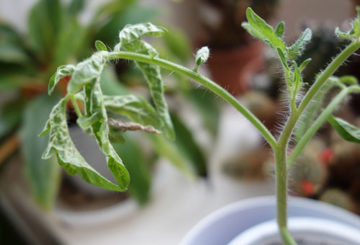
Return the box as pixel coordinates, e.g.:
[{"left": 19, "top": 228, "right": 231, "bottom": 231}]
[
  {"left": 273, "top": 41, "right": 360, "bottom": 244},
  {"left": 274, "top": 148, "right": 289, "bottom": 243},
  {"left": 107, "top": 51, "right": 277, "bottom": 149}
]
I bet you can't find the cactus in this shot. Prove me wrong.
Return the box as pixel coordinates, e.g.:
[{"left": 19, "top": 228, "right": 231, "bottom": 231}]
[
  {"left": 320, "top": 188, "right": 354, "bottom": 211},
  {"left": 289, "top": 139, "right": 328, "bottom": 197}
]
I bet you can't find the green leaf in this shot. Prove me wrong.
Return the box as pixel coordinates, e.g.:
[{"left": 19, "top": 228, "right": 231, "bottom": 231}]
[
  {"left": 242, "top": 8, "right": 286, "bottom": 52},
  {"left": 95, "top": 40, "right": 108, "bottom": 52},
  {"left": 328, "top": 115, "right": 360, "bottom": 143},
  {"left": 299, "top": 58, "right": 312, "bottom": 71},
  {"left": 48, "top": 64, "right": 75, "bottom": 95},
  {"left": 41, "top": 98, "right": 128, "bottom": 191},
  {"left": 0, "top": 42, "right": 28, "bottom": 64},
  {"left": 52, "top": 20, "right": 85, "bottom": 68},
  {"left": 0, "top": 101, "right": 23, "bottom": 141},
  {"left": 117, "top": 23, "right": 166, "bottom": 48},
  {"left": 340, "top": 75, "right": 358, "bottom": 85},
  {"left": 82, "top": 81, "right": 130, "bottom": 189},
  {"left": 27, "top": 0, "right": 64, "bottom": 60},
  {"left": 276, "top": 48, "right": 288, "bottom": 69},
  {"left": 67, "top": 51, "right": 107, "bottom": 94},
  {"left": 275, "top": 21, "right": 285, "bottom": 38},
  {"left": 104, "top": 94, "right": 161, "bottom": 128},
  {"left": 171, "top": 114, "right": 207, "bottom": 176},
  {"left": 20, "top": 95, "right": 61, "bottom": 209},
  {"left": 117, "top": 23, "right": 175, "bottom": 140},
  {"left": 287, "top": 28, "right": 312, "bottom": 59},
  {"left": 194, "top": 46, "right": 209, "bottom": 72},
  {"left": 113, "top": 135, "right": 151, "bottom": 205}
]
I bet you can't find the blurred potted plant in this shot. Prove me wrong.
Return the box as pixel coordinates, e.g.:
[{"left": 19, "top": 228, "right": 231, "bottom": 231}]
[
  {"left": 0, "top": 0, "right": 214, "bottom": 221},
  {"left": 196, "top": 0, "right": 280, "bottom": 95}
]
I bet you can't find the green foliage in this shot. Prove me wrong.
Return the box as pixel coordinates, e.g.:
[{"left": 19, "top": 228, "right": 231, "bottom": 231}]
[
  {"left": 48, "top": 65, "right": 75, "bottom": 95},
  {"left": 242, "top": 8, "right": 286, "bottom": 52},
  {"left": 242, "top": 7, "right": 312, "bottom": 108},
  {"left": 117, "top": 23, "right": 175, "bottom": 140},
  {"left": 287, "top": 28, "right": 312, "bottom": 60},
  {"left": 104, "top": 95, "right": 161, "bottom": 128},
  {"left": 20, "top": 95, "right": 61, "bottom": 209},
  {"left": 328, "top": 115, "right": 360, "bottom": 143},
  {"left": 40, "top": 98, "right": 128, "bottom": 191}
]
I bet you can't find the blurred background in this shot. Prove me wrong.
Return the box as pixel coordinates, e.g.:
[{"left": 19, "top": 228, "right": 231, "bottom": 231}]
[{"left": 0, "top": 0, "right": 359, "bottom": 244}]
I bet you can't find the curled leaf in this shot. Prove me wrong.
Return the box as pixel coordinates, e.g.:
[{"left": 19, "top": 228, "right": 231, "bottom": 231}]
[
  {"left": 117, "top": 23, "right": 175, "bottom": 139},
  {"left": 67, "top": 51, "right": 107, "bottom": 94},
  {"left": 48, "top": 65, "right": 75, "bottom": 95},
  {"left": 41, "top": 98, "right": 128, "bottom": 191}
]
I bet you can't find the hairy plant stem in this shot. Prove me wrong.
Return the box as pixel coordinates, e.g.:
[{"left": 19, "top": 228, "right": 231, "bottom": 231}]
[
  {"left": 274, "top": 41, "right": 360, "bottom": 244},
  {"left": 107, "top": 51, "right": 277, "bottom": 149}
]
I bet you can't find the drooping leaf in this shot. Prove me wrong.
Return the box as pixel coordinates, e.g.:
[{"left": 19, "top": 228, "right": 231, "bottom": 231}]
[
  {"left": 48, "top": 64, "right": 75, "bottom": 95},
  {"left": 117, "top": 23, "right": 175, "bottom": 139},
  {"left": 104, "top": 94, "right": 161, "bottom": 128},
  {"left": 328, "top": 115, "right": 360, "bottom": 143},
  {"left": 194, "top": 46, "right": 209, "bottom": 72},
  {"left": 20, "top": 95, "right": 60, "bottom": 209},
  {"left": 287, "top": 28, "right": 312, "bottom": 59},
  {"left": 67, "top": 51, "right": 107, "bottom": 94},
  {"left": 40, "top": 98, "right": 128, "bottom": 191},
  {"left": 171, "top": 114, "right": 207, "bottom": 177},
  {"left": 82, "top": 81, "right": 130, "bottom": 189},
  {"left": 242, "top": 7, "right": 286, "bottom": 52}
]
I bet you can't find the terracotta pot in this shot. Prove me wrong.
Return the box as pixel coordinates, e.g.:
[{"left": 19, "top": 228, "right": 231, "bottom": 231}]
[{"left": 206, "top": 41, "right": 265, "bottom": 96}]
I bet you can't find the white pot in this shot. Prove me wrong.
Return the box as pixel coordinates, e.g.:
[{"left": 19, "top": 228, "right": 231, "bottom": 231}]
[{"left": 181, "top": 196, "right": 360, "bottom": 245}]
